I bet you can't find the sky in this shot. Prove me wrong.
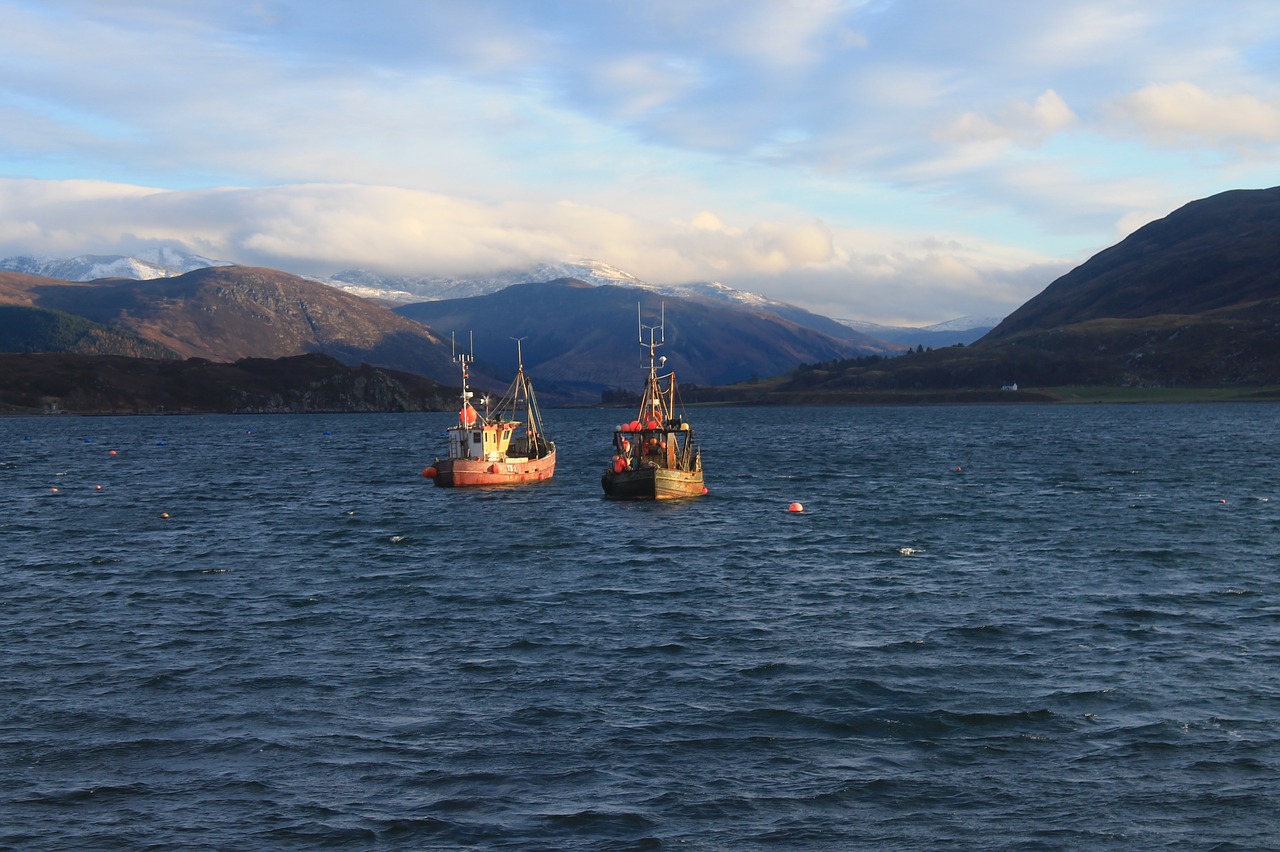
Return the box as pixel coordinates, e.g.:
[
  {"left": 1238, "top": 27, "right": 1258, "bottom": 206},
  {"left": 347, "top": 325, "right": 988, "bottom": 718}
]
[{"left": 2, "top": 1, "right": 1280, "bottom": 325}]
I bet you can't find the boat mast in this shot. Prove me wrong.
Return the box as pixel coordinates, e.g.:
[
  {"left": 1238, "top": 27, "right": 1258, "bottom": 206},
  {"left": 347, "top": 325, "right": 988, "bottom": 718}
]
[
  {"left": 452, "top": 331, "right": 476, "bottom": 422},
  {"left": 638, "top": 303, "right": 667, "bottom": 421}
]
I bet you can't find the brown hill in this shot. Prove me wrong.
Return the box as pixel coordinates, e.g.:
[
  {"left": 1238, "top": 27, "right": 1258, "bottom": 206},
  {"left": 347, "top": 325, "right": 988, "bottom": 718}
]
[
  {"left": 0, "top": 304, "right": 180, "bottom": 359},
  {"left": 0, "top": 266, "right": 457, "bottom": 380}
]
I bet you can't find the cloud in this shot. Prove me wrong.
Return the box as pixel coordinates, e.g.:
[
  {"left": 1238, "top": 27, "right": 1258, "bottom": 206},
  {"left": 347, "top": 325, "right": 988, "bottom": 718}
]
[
  {"left": 5, "top": 2, "right": 1280, "bottom": 327},
  {"left": 0, "top": 177, "right": 1063, "bottom": 323},
  {"left": 940, "top": 90, "right": 1077, "bottom": 148},
  {"left": 1107, "top": 81, "right": 1280, "bottom": 147}
]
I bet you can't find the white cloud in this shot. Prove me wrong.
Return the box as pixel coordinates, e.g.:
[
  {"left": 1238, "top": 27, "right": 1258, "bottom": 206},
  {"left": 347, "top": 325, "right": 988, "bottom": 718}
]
[
  {"left": 4, "top": 2, "right": 1280, "bottom": 326},
  {"left": 1108, "top": 81, "right": 1280, "bottom": 147},
  {"left": 0, "top": 177, "right": 1065, "bottom": 324},
  {"left": 939, "top": 90, "right": 1077, "bottom": 148}
]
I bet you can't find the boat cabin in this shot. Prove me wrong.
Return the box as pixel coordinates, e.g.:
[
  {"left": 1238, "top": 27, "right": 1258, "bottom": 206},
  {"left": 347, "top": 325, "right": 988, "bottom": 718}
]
[{"left": 449, "top": 418, "right": 522, "bottom": 462}]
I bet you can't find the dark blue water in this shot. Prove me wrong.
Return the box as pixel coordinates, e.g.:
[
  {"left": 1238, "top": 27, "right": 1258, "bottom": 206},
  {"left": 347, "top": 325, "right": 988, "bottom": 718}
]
[{"left": 2, "top": 404, "right": 1279, "bottom": 850}]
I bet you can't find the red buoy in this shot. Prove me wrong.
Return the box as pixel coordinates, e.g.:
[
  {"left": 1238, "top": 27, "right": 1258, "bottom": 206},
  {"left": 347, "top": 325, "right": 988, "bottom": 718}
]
[
  {"left": 788, "top": 502, "right": 804, "bottom": 513},
  {"left": 422, "top": 466, "right": 438, "bottom": 479}
]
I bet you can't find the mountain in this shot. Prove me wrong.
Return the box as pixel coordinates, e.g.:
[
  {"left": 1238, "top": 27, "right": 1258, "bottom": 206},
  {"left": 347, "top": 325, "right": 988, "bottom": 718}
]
[
  {"left": 328, "top": 258, "right": 650, "bottom": 303},
  {"left": 0, "top": 267, "right": 460, "bottom": 382},
  {"left": 330, "top": 258, "right": 901, "bottom": 349},
  {"left": 985, "top": 187, "right": 1280, "bottom": 341},
  {"left": 0, "top": 248, "right": 233, "bottom": 281},
  {"left": 394, "top": 278, "right": 881, "bottom": 395},
  {"left": 837, "top": 316, "right": 1000, "bottom": 347},
  {"left": 760, "top": 186, "right": 1280, "bottom": 394}
]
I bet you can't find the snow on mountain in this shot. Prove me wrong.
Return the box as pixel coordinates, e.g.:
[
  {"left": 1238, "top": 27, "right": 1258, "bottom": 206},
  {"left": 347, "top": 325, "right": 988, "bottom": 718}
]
[
  {"left": 2, "top": 249, "right": 996, "bottom": 346},
  {"left": 0, "top": 250, "right": 233, "bottom": 281},
  {"left": 325, "top": 258, "right": 783, "bottom": 312}
]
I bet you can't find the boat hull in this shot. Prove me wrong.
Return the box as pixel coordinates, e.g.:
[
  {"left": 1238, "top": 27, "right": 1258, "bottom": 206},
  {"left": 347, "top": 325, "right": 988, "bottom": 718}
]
[
  {"left": 601, "top": 465, "right": 704, "bottom": 500},
  {"left": 432, "top": 450, "right": 556, "bottom": 487}
]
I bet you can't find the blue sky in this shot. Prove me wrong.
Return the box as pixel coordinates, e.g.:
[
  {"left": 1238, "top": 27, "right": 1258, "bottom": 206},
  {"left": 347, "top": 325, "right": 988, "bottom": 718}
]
[{"left": 2, "top": 1, "right": 1280, "bottom": 324}]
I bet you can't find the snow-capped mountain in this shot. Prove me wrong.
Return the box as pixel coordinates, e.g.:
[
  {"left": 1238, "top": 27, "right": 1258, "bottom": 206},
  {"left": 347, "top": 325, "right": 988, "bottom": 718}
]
[
  {"left": 328, "top": 258, "right": 648, "bottom": 303},
  {"left": 1, "top": 249, "right": 991, "bottom": 347},
  {"left": 0, "top": 249, "right": 233, "bottom": 281},
  {"left": 326, "top": 258, "right": 782, "bottom": 310}
]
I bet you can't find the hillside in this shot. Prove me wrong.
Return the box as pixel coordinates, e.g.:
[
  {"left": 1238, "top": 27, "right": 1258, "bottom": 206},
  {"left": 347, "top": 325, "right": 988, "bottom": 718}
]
[
  {"left": 987, "top": 187, "right": 1280, "bottom": 341},
  {"left": 0, "top": 267, "right": 459, "bottom": 382},
  {"left": 0, "top": 353, "right": 457, "bottom": 415},
  {"left": 734, "top": 186, "right": 1280, "bottom": 396},
  {"left": 0, "top": 304, "right": 179, "bottom": 359},
  {"left": 394, "top": 279, "right": 885, "bottom": 394}
]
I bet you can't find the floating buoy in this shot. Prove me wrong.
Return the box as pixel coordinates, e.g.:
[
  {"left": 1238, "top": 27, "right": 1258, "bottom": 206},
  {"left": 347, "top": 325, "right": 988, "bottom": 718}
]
[
  {"left": 1219, "top": 499, "right": 1227, "bottom": 504},
  {"left": 422, "top": 466, "right": 438, "bottom": 479},
  {"left": 50, "top": 487, "right": 58, "bottom": 493},
  {"left": 701, "top": 486, "right": 708, "bottom": 495},
  {"left": 109, "top": 450, "right": 118, "bottom": 456},
  {"left": 954, "top": 466, "right": 962, "bottom": 472},
  {"left": 160, "top": 512, "right": 170, "bottom": 519},
  {"left": 95, "top": 485, "right": 103, "bottom": 491},
  {"left": 788, "top": 502, "right": 804, "bottom": 513}
]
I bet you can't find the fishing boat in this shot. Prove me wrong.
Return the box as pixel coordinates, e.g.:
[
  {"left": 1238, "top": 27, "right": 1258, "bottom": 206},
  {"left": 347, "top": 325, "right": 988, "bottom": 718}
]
[
  {"left": 601, "top": 306, "right": 704, "bottom": 500},
  {"left": 423, "top": 338, "right": 556, "bottom": 487}
]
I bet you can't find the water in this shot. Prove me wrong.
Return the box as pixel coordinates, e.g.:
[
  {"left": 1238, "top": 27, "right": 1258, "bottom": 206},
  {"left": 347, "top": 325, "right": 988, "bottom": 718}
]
[{"left": 2, "top": 404, "right": 1278, "bottom": 850}]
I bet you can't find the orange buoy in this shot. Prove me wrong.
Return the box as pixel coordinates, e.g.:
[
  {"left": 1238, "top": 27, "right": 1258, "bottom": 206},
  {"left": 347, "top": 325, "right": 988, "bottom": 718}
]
[
  {"left": 489, "top": 463, "right": 501, "bottom": 474},
  {"left": 788, "top": 502, "right": 804, "bottom": 513},
  {"left": 422, "top": 466, "right": 438, "bottom": 478},
  {"left": 460, "top": 404, "right": 478, "bottom": 426},
  {"left": 613, "top": 456, "right": 627, "bottom": 473}
]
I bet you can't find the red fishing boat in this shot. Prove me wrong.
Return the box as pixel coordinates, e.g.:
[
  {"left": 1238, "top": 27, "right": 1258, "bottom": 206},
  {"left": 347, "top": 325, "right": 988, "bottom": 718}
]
[
  {"left": 601, "top": 306, "right": 704, "bottom": 500},
  {"left": 423, "top": 339, "right": 556, "bottom": 488}
]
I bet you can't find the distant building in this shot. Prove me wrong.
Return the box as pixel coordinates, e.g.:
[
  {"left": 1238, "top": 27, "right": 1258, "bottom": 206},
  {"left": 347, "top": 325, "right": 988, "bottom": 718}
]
[{"left": 1001, "top": 382, "right": 1018, "bottom": 391}]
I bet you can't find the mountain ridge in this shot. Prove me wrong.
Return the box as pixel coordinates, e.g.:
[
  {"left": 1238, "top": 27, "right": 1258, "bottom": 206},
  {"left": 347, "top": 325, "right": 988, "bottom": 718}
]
[{"left": 393, "top": 278, "right": 889, "bottom": 394}]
